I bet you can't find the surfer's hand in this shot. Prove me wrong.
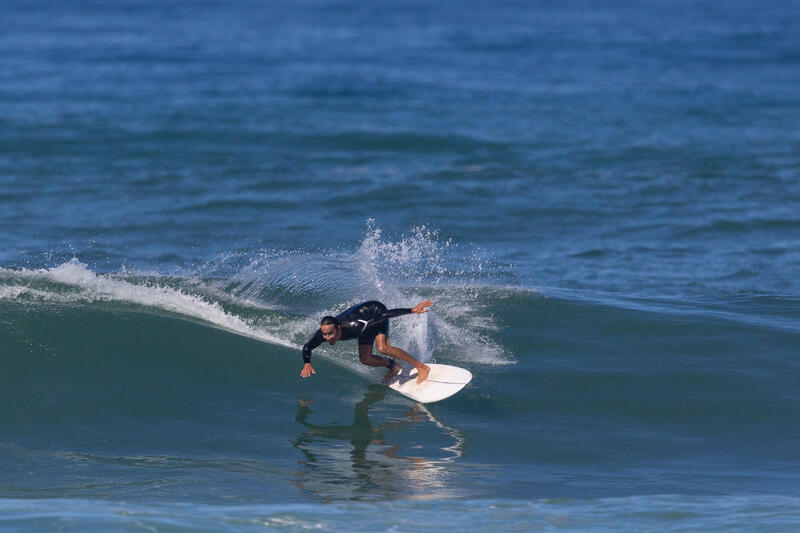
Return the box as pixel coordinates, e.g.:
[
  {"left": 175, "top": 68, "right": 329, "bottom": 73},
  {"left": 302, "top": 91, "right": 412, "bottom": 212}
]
[
  {"left": 300, "top": 363, "right": 316, "bottom": 378},
  {"left": 412, "top": 300, "right": 433, "bottom": 314}
]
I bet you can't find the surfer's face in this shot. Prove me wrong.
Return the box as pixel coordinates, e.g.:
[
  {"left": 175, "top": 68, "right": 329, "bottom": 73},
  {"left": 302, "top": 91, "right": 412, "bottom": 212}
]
[{"left": 320, "top": 324, "right": 339, "bottom": 344}]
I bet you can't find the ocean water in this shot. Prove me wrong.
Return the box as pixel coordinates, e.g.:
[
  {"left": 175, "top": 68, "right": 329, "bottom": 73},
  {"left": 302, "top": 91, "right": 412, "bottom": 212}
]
[{"left": 2, "top": 0, "right": 800, "bottom": 531}]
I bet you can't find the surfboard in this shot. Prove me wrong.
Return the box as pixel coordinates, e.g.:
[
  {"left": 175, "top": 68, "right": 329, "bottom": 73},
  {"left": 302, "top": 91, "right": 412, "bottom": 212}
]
[{"left": 386, "top": 363, "right": 472, "bottom": 404}]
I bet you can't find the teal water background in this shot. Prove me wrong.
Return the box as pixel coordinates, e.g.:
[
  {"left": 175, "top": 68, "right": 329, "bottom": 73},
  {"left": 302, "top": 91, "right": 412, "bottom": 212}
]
[{"left": 2, "top": 0, "right": 800, "bottom": 530}]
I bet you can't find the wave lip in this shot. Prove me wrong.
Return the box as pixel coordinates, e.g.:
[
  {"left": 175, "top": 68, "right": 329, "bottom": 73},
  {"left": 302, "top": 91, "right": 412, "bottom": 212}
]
[{"left": 0, "top": 258, "right": 293, "bottom": 350}]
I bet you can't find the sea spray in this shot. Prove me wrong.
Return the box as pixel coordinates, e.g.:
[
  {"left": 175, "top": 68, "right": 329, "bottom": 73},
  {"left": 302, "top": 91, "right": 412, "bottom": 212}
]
[{"left": 186, "top": 222, "right": 511, "bottom": 365}]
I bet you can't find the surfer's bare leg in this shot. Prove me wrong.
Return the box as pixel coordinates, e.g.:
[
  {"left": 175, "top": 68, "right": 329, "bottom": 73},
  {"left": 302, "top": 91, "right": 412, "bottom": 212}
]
[
  {"left": 375, "top": 334, "right": 430, "bottom": 384},
  {"left": 358, "top": 344, "right": 401, "bottom": 384}
]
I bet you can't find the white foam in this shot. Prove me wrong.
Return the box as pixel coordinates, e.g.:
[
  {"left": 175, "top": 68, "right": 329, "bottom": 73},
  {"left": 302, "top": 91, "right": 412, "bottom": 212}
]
[{"left": 0, "top": 259, "right": 294, "bottom": 350}]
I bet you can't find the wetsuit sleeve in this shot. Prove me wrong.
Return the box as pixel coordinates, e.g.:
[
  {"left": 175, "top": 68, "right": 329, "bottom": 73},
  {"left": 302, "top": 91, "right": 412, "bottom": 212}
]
[
  {"left": 302, "top": 330, "right": 324, "bottom": 364},
  {"left": 364, "top": 308, "right": 413, "bottom": 327}
]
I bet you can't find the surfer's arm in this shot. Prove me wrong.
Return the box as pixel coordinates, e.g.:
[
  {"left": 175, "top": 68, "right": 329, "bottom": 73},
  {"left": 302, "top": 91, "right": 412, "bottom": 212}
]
[
  {"left": 365, "top": 300, "right": 434, "bottom": 327},
  {"left": 300, "top": 330, "right": 323, "bottom": 378},
  {"left": 380, "top": 308, "right": 413, "bottom": 320}
]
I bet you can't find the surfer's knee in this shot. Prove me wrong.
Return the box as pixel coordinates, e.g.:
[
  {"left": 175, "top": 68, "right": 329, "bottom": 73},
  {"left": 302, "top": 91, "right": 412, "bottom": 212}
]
[{"left": 375, "top": 339, "right": 392, "bottom": 355}]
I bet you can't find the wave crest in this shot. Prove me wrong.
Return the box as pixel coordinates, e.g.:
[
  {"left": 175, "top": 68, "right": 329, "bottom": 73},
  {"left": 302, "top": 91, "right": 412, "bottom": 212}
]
[{"left": 1, "top": 224, "right": 513, "bottom": 370}]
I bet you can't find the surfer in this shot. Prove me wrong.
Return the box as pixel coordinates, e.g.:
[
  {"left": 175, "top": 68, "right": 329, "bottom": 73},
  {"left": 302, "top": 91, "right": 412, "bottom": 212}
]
[{"left": 300, "top": 300, "right": 433, "bottom": 384}]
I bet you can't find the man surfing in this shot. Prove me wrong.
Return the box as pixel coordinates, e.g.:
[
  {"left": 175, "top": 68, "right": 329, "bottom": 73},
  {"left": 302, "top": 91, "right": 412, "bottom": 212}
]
[{"left": 300, "top": 300, "right": 433, "bottom": 384}]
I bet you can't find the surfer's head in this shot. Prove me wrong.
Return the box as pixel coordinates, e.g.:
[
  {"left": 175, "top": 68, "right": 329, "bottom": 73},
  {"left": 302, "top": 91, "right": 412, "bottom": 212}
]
[{"left": 320, "top": 316, "right": 341, "bottom": 345}]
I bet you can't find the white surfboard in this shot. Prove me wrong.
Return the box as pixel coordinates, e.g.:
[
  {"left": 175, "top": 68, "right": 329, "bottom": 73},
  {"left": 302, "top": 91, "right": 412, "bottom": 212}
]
[{"left": 386, "top": 363, "right": 472, "bottom": 404}]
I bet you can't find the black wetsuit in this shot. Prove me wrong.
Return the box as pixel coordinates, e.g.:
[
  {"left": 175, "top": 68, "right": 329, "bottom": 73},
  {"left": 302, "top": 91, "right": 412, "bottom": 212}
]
[{"left": 302, "top": 301, "right": 413, "bottom": 364}]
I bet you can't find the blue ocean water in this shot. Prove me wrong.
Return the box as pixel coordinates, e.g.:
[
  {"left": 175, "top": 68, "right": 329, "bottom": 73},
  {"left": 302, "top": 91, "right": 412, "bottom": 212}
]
[{"left": 2, "top": 0, "right": 800, "bottom": 530}]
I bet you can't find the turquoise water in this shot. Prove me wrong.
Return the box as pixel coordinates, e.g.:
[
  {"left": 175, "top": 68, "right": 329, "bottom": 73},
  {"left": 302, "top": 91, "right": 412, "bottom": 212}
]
[{"left": 2, "top": 0, "right": 800, "bottom": 530}]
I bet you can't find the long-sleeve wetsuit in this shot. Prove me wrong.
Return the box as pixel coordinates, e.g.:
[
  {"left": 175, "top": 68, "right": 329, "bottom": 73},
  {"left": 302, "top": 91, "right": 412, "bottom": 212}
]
[{"left": 302, "top": 300, "right": 413, "bottom": 364}]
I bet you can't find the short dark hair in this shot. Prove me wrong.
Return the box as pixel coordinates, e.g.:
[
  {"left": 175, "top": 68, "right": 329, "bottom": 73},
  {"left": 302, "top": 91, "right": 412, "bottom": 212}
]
[{"left": 320, "top": 316, "right": 339, "bottom": 327}]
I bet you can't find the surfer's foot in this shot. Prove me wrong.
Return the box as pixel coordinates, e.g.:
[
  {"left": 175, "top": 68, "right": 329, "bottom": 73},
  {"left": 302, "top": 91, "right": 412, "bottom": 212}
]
[
  {"left": 382, "top": 363, "right": 402, "bottom": 384},
  {"left": 416, "top": 364, "right": 430, "bottom": 384}
]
